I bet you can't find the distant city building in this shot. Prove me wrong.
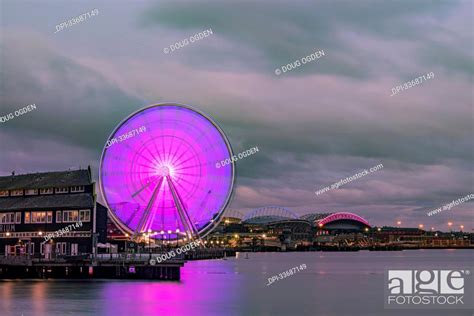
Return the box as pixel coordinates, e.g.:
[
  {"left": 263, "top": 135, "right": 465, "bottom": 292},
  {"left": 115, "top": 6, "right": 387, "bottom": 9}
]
[
  {"left": 212, "top": 208, "right": 372, "bottom": 249},
  {"left": 308, "top": 212, "right": 371, "bottom": 232},
  {"left": 0, "top": 168, "right": 107, "bottom": 257}
]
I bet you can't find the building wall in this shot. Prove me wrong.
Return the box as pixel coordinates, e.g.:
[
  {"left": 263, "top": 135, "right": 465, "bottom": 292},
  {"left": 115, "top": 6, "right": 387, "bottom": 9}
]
[{"left": 0, "top": 170, "right": 108, "bottom": 257}]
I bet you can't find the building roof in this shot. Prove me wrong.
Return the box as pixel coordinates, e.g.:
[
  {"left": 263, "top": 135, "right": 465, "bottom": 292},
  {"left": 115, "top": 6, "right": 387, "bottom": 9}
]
[
  {"left": 0, "top": 193, "right": 94, "bottom": 211},
  {"left": 300, "top": 213, "right": 332, "bottom": 222},
  {"left": 243, "top": 215, "right": 298, "bottom": 225},
  {"left": 0, "top": 169, "right": 91, "bottom": 190}
]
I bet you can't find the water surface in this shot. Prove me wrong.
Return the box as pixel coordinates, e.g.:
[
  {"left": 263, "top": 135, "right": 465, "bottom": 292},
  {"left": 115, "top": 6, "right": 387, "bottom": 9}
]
[{"left": 1, "top": 250, "right": 472, "bottom": 316}]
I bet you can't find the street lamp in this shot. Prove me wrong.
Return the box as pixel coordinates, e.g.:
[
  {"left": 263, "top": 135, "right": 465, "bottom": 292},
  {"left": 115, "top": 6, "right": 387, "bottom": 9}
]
[
  {"left": 448, "top": 222, "right": 453, "bottom": 231},
  {"left": 460, "top": 225, "right": 464, "bottom": 232},
  {"left": 147, "top": 234, "right": 151, "bottom": 254},
  {"left": 418, "top": 224, "right": 424, "bottom": 230},
  {"left": 167, "top": 230, "right": 172, "bottom": 247},
  {"left": 175, "top": 228, "right": 180, "bottom": 246}
]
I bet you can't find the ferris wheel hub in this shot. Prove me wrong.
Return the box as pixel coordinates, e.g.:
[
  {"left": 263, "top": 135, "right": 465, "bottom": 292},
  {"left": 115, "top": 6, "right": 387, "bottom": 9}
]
[{"left": 156, "top": 165, "right": 171, "bottom": 177}]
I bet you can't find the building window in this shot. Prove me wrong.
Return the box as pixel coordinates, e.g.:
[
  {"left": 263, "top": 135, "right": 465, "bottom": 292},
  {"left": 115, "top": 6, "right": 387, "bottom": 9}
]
[
  {"left": 71, "top": 186, "right": 85, "bottom": 193},
  {"left": 25, "top": 189, "right": 38, "bottom": 195},
  {"left": 71, "top": 243, "right": 78, "bottom": 255},
  {"left": 0, "top": 190, "right": 9, "bottom": 197},
  {"left": 28, "top": 242, "right": 35, "bottom": 255},
  {"left": 56, "top": 242, "right": 67, "bottom": 255},
  {"left": 15, "top": 212, "right": 21, "bottom": 224},
  {"left": 47, "top": 211, "right": 53, "bottom": 223},
  {"left": 55, "top": 187, "right": 68, "bottom": 194},
  {"left": 39, "top": 188, "right": 53, "bottom": 195},
  {"left": 11, "top": 189, "right": 23, "bottom": 196},
  {"left": 62, "top": 210, "right": 79, "bottom": 223},
  {"left": 56, "top": 211, "right": 62, "bottom": 223},
  {"left": 79, "top": 210, "right": 91, "bottom": 222},
  {"left": 31, "top": 212, "right": 47, "bottom": 223},
  {"left": 25, "top": 212, "right": 30, "bottom": 224},
  {"left": 0, "top": 213, "right": 16, "bottom": 224}
]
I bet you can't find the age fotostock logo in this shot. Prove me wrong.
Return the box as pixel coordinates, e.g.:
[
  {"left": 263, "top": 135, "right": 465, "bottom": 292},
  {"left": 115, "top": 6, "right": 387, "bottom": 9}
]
[{"left": 385, "top": 269, "right": 472, "bottom": 309}]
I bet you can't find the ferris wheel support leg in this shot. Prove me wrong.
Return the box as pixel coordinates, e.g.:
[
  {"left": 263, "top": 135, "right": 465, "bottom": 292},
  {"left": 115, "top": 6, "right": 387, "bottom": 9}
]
[
  {"left": 167, "top": 177, "right": 201, "bottom": 243},
  {"left": 132, "top": 177, "right": 164, "bottom": 240}
]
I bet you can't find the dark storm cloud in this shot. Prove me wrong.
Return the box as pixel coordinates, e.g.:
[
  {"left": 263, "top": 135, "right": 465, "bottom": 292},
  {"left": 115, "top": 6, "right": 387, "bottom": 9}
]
[
  {"left": 0, "top": 32, "right": 144, "bottom": 175},
  {"left": 141, "top": 0, "right": 468, "bottom": 77}
]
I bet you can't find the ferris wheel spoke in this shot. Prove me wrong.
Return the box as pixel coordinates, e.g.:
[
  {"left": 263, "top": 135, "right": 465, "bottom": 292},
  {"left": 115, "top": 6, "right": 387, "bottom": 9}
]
[
  {"left": 132, "top": 177, "right": 164, "bottom": 237},
  {"left": 167, "top": 177, "right": 200, "bottom": 239},
  {"left": 142, "top": 112, "right": 167, "bottom": 165},
  {"left": 117, "top": 139, "right": 157, "bottom": 167},
  {"left": 170, "top": 127, "right": 212, "bottom": 169},
  {"left": 166, "top": 114, "right": 180, "bottom": 164},
  {"left": 175, "top": 142, "right": 227, "bottom": 170},
  {"left": 130, "top": 176, "right": 159, "bottom": 198},
  {"left": 138, "top": 137, "right": 162, "bottom": 167},
  {"left": 169, "top": 142, "right": 196, "bottom": 170},
  {"left": 168, "top": 136, "right": 190, "bottom": 167}
]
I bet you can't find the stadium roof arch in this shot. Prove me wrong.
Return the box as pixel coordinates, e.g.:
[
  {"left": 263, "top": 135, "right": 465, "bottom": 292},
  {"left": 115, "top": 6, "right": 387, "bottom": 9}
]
[
  {"left": 315, "top": 212, "right": 371, "bottom": 229},
  {"left": 223, "top": 209, "right": 245, "bottom": 220},
  {"left": 242, "top": 206, "right": 298, "bottom": 225}
]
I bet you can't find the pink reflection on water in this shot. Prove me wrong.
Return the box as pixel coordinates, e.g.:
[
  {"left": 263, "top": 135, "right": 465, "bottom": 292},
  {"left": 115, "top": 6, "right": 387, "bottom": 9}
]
[{"left": 99, "top": 260, "right": 239, "bottom": 315}]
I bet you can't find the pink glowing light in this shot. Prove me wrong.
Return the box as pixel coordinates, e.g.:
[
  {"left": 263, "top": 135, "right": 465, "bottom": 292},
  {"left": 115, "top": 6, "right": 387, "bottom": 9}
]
[
  {"left": 100, "top": 103, "right": 235, "bottom": 238},
  {"left": 318, "top": 212, "right": 370, "bottom": 227}
]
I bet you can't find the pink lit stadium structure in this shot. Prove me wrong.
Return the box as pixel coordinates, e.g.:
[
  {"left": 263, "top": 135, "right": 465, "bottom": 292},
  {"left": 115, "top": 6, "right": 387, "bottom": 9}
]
[
  {"left": 99, "top": 103, "right": 235, "bottom": 241},
  {"left": 317, "top": 212, "right": 370, "bottom": 227}
]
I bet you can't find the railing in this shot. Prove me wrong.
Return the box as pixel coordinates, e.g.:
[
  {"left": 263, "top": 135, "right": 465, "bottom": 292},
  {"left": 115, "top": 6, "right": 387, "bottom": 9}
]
[
  {"left": 0, "top": 248, "right": 231, "bottom": 266},
  {"left": 94, "top": 252, "right": 185, "bottom": 262},
  {"left": 0, "top": 256, "right": 30, "bottom": 265}
]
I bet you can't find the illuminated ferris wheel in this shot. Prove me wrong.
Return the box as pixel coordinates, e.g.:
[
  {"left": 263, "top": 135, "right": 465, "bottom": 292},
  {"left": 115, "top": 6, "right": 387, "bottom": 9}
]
[{"left": 99, "top": 103, "right": 235, "bottom": 241}]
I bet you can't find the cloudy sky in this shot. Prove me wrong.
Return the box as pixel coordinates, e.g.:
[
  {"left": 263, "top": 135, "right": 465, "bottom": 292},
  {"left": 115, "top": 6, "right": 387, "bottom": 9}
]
[{"left": 1, "top": 0, "right": 472, "bottom": 230}]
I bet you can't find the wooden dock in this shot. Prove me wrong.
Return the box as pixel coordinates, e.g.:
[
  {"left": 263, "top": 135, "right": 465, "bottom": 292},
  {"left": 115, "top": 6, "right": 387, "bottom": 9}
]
[{"left": 0, "top": 249, "right": 236, "bottom": 280}]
